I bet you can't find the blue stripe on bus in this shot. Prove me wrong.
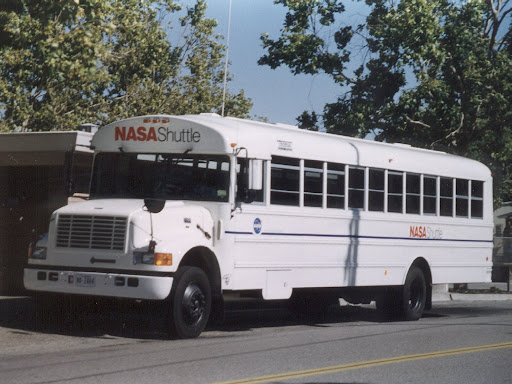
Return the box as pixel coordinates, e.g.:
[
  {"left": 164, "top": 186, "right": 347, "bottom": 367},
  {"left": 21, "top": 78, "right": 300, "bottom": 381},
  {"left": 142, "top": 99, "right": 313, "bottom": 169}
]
[{"left": 224, "top": 231, "right": 493, "bottom": 243}]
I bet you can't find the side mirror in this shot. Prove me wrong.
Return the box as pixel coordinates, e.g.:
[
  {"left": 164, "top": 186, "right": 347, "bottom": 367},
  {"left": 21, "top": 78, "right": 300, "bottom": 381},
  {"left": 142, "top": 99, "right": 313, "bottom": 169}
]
[
  {"left": 144, "top": 198, "right": 165, "bottom": 213},
  {"left": 248, "top": 159, "right": 263, "bottom": 190}
]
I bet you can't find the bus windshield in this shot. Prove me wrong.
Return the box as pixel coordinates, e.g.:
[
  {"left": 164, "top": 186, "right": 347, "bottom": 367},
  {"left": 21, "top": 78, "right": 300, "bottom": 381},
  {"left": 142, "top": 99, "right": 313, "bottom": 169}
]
[{"left": 90, "top": 153, "right": 231, "bottom": 202}]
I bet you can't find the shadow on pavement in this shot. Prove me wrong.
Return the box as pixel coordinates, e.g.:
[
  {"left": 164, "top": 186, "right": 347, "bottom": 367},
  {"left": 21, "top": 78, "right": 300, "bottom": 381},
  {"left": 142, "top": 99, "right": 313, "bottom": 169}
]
[
  {"left": 0, "top": 295, "right": 168, "bottom": 340},
  {"left": 1, "top": 295, "right": 511, "bottom": 340}
]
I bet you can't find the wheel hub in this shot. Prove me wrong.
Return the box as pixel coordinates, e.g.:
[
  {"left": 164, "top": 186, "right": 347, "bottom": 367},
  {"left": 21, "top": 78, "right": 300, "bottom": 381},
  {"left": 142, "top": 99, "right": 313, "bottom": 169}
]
[{"left": 182, "top": 283, "right": 206, "bottom": 326}]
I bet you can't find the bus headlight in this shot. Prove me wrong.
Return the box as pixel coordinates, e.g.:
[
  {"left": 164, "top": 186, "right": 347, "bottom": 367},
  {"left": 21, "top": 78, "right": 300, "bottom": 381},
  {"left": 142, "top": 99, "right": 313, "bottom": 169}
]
[
  {"left": 142, "top": 253, "right": 155, "bottom": 264},
  {"left": 134, "top": 252, "right": 154, "bottom": 265},
  {"left": 134, "top": 252, "right": 172, "bottom": 266},
  {"left": 29, "top": 233, "right": 48, "bottom": 260},
  {"left": 30, "top": 246, "right": 47, "bottom": 260}
]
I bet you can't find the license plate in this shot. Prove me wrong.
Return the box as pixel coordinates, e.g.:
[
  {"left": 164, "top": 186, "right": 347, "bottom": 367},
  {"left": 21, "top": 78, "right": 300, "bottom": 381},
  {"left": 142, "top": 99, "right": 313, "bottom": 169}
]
[{"left": 75, "top": 274, "right": 96, "bottom": 287}]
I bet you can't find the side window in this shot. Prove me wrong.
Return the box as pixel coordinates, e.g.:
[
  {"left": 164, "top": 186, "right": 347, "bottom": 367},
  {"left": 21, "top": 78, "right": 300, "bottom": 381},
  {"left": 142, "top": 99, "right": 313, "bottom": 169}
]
[
  {"left": 456, "top": 179, "right": 469, "bottom": 217},
  {"left": 406, "top": 173, "right": 420, "bottom": 214},
  {"left": 327, "top": 163, "right": 345, "bottom": 209},
  {"left": 471, "top": 180, "right": 484, "bottom": 219},
  {"left": 440, "top": 177, "right": 453, "bottom": 216},
  {"left": 369, "top": 169, "right": 384, "bottom": 211},
  {"left": 304, "top": 160, "right": 323, "bottom": 207},
  {"left": 348, "top": 167, "right": 365, "bottom": 209},
  {"left": 388, "top": 171, "right": 403, "bottom": 213},
  {"left": 423, "top": 176, "right": 437, "bottom": 215},
  {"left": 270, "top": 156, "right": 300, "bottom": 206}
]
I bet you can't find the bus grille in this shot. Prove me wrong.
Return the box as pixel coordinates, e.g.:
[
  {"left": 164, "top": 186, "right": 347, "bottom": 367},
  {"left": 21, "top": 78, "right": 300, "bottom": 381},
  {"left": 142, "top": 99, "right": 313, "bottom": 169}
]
[{"left": 56, "top": 215, "right": 127, "bottom": 251}]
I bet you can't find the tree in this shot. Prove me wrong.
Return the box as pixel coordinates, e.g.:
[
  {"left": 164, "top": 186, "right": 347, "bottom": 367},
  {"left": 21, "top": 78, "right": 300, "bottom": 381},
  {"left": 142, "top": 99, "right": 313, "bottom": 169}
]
[
  {"left": 0, "top": 0, "right": 252, "bottom": 132},
  {"left": 260, "top": 0, "right": 512, "bottom": 203}
]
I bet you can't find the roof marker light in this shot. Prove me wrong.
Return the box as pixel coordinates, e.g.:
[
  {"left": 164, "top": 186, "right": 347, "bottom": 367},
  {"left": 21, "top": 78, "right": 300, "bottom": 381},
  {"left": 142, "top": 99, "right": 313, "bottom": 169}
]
[
  {"left": 153, "top": 119, "right": 160, "bottom": 123},
  {"left": 230, "top": 143, "right": 237, "bottom": 148},
  {"left": 162, "top": 119, "right": 169, "bottom": 123},
  {"left": 143, "top": 119, "right": 151, "bottom": 123}
]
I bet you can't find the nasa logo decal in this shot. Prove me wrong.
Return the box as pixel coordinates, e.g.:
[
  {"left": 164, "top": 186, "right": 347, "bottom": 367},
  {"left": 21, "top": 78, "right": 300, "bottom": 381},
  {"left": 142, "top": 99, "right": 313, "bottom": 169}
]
[{"left": 253, "top": 218, "right": 262, "bottom": 235}]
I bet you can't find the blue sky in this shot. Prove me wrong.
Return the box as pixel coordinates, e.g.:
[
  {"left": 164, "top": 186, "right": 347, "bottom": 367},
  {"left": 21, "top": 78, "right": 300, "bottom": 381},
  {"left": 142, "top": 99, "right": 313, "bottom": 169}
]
[{"left": 178, "top": 0, "right": 368, "bottom": 125}]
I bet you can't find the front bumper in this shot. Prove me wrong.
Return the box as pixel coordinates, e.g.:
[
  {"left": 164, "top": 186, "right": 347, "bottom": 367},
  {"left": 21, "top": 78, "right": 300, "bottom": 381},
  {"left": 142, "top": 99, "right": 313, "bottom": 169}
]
[{"left": 24, "top": 267, "right": 173, "bottom": 300}]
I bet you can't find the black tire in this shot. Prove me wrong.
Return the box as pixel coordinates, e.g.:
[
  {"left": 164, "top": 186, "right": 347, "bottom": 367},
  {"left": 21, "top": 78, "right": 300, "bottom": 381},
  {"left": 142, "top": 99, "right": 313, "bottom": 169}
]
[
  {"left": 401, "top": 266, "right": 426, "bottom": 321},
  {"left": 168, "top": 267, "right": 211, "bottom": 339}
]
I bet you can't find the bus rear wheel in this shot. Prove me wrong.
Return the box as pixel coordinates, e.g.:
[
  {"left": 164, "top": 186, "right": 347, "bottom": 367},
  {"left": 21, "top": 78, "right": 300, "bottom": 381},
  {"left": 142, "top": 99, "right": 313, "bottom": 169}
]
[
  {"left": 401, "top": 266, "right": 426, "bottom": 321},
  {"left": 168, "top": 266, "right": 211, "bottom": 339},
  {"left": 376, "top": 267, "right": 427, "bottom": 321}
]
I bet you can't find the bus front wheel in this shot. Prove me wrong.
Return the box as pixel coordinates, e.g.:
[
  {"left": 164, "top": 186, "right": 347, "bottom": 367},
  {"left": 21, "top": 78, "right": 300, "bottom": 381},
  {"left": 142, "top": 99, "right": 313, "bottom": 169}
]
[{"left": 168, "top": 266, "right": 211, "bottom": 339}]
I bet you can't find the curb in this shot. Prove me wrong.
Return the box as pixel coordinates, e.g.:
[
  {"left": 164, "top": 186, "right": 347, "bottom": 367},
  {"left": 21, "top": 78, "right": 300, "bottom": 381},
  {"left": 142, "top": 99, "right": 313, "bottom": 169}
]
[
  {"left": 432, "top": 283, "right": 512, "bottom": 302},
  {"left": 432, "top": 293, "right": 452, "bottom": 302},
  {"left": 433, "top": 293, "right": 512, "bottom": 302},
  {"left": 449, "top": 293, "right": 512, "bottom": 301}
]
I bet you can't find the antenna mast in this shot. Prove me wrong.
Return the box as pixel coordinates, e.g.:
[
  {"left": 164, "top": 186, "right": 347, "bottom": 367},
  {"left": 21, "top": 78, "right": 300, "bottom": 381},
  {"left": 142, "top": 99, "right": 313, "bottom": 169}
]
[{"left": 221, "top": 0, "right": 232, "bottom": 117}]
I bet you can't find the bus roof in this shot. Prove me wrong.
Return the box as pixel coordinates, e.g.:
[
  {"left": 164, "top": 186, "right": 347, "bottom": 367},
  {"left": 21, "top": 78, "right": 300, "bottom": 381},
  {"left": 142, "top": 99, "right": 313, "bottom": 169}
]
[{"left": 92, "top": 114, "right": 491, "bottom": 181}]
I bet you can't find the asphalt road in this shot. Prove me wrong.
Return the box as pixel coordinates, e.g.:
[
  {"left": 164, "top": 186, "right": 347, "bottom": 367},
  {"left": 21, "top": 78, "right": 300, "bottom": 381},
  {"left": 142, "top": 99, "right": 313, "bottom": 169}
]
[{"left": 0, "top": 296, "right": 511, "bottom": 384}]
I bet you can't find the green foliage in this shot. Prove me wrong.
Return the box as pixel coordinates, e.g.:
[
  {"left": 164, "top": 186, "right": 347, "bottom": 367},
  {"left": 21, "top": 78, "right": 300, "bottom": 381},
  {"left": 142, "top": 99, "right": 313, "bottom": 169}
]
[
  {"left": 260, "top": 0, "right": 512, "bottom": 204},
  {"left": 259, "top": 0, "right": 351, "bottom": 82},
  {"left": 297, "top": 110, "right": 320, "bottom": 131},
  {"left": 0, "top": 0, "right": 252, "bottom": 132}
]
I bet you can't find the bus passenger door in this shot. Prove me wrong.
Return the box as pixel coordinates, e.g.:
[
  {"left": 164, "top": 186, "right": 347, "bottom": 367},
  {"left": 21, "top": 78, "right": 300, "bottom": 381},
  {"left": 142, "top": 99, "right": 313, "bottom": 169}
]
[{"left": 228, "top": 158, "right": 269, "bottom": 292}]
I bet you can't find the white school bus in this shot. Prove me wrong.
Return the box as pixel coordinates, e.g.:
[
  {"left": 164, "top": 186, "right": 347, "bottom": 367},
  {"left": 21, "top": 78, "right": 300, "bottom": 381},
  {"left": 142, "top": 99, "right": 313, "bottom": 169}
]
[{"left": 24, "top": 114, "right": 493, "bottom": 338}]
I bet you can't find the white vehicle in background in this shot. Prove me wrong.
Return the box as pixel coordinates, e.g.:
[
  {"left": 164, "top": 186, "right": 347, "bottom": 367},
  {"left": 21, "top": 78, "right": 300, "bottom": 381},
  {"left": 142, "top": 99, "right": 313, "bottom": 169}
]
[{"left": 25, "top": 114, "right": 493, "bottom": 338}]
